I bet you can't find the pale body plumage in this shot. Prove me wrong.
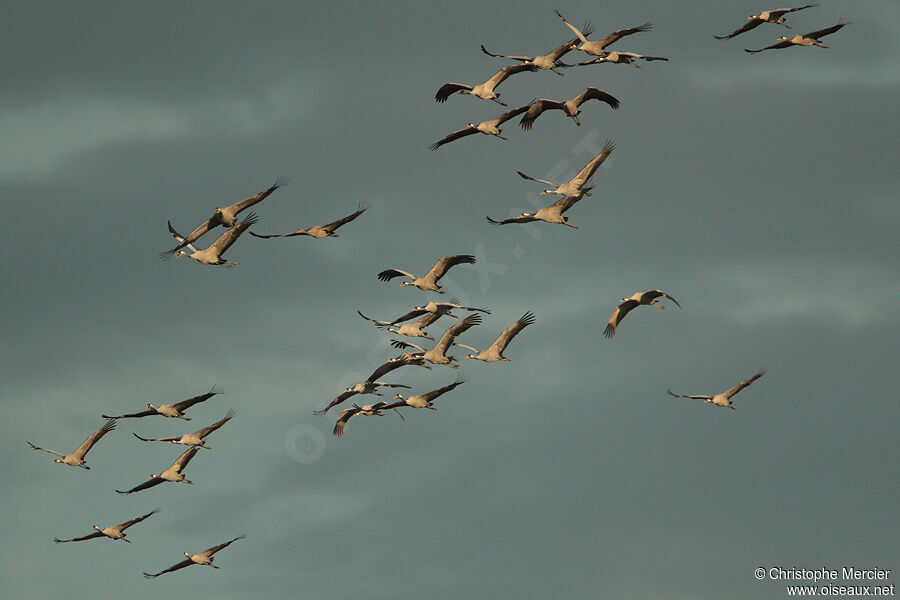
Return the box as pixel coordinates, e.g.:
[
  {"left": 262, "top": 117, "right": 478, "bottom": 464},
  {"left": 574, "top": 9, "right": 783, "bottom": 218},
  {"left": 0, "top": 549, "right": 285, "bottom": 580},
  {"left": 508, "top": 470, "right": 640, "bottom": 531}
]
[
  {"left": 168, "top": 214, "right": 258, "bottom": 267},
  {"left": 435, "top": 63, "right": 539, "bottom": 105},
  {"left": 143, "top": 535, "right": 246, "bottom": 578},
  {"left": 487, "top": 193, "right": 584, "bottom": 228},
  {"left": 133, "top": 409, "right": 235, "bottom": 448},
  {"left": 384, "top": 376, "right": 465, "bottom": 410},
  {"left": 250, "top": 203, "right": 367, "bottom": 239},
  {"left": 517, "top": 140, "right": 614, "bottom": 197},
  {"left": 315, "top": 381, "right": 411, "bottom": 416},
  {"left": 104, "top": 386, "right": 223, "bottom": 421},
  {"left": 668, "top": 370, "right": 766, "bottom": 409},
  {"left": 430, "top": 105, "right": 531, "bottom": 150},
  {"left": 603, "top": 290, "right": 682, "bottom": 338},
  {"left": 715, "top": 4, "right": 819, "bottom": 40},
  {"left": 27, "top": 419, "right": 116, "bottom": 469},
  {"left": 556, "top": 10, "right": 652, "bottom": 56},
  {"left": 54, "top": 509, "right": 159, "bottom": 544},
  {"left": 456, "top": 312, "right": 535, "bottom": 362},
  {"left": 378, "top": 254, "right": 476, "bottom": 293},
  {"left": 116, "top": 446, "right": 202, "bottom": 494}
]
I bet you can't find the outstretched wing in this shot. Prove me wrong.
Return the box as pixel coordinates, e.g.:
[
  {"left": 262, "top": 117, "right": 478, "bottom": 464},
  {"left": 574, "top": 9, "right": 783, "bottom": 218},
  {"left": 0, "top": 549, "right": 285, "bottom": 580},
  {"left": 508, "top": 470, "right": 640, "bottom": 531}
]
[
  {"left": 667, "top": 390, "right": 711, "bottom": 401},
  {"left": 72, "top": 419, "right": 116, "bottom": 460},
  {"left": 143, "top": 558, "right": 194, "bottom": 578},
  {"left": 209, "top": 213, "right": 258, "bottom": 256},
  {"left": 483, "top": 63, "right": 539, "bottom": 90},
  {"left": 377, "top": 268, "right": 416, "bottom": 282},
  {"left": 194, "top": 409, "right": 236, "bottom": 438},
  {"left": 118, "top": 508, "right": 161, "bottom": 531},
  {"left": 570, "top": 139, "right": 615, "bottom": 187},
  {"left": 202, "top": 534, "right": 246, "bottom": 557},
  {"left": 519, "top": 99, "right": 564, "bottom": 131},
  {"left": 133, "top": 433, "right": 178, "bottom": 443},
  {"left": 435, "top": 82, "right": 472, "bottom": 103},
  {"left": 429, "top": 126, "right": 478, "bottom": 151},
  {"left": 160, "top": 217, "right": 216, "bottom": 258},
  {"left": 487, "top": 214, "right": 537, "bottom": 225},
  {"left": 116, "top": 477, "right": 166, "bottom": 495},
  {"left": 641, "top": 290, "right": 682, "bottom": 308},
  {"left": 358, "top": 310, "right": 393, "bottom": 327},
  {"left": 491, "top": 103, "right": 532, "bottom": 126},
  {"left": 555, "top": 9, "right": 590, "bottom": 43},
  {"left": 421, "top": 376, "right": 466, "bottom": 403},
  {"left": 333, "top": 407, "right": 361, "bottom": 437},
  {"left": 170, "top": 446, "right": 200, "bottom": 472},
  {"left": 603, "top": 299, "right": 639, "bottom": 338},
  {"left": 315, "top": 390, "right": 357, "bottom": 416},
  {"left": 574, "top": 87, "right": 620, "bottom": 110},
  {"left": 27, "top": 442, "right": 65, "bottom": 458},
  {"left": 173, "top": 385, "right": 224, "bottom": 412},
  {"left": 322, "top": 203, "right": 368, "bottom": 233},
  {"left": 435, "top": 314, "right": 482, "bottom": 353},
  {"left": 102, "top": 407, "right": 155, "bottom": 419},
  {"left": 54, "top": 531, "right": 106, "bottom": 543},
  {"left": 480, "top": 44, "right": 531, "bottom": 62},
  {"left": 804, "top": 20, "right": 849, "bottom": 40},
  {"left": 517, "top": 170, "right": 557, "bottom": 187},
  {"left": 228, "top": 177, "right": 287, "bottom": 213},
  {"left": 745, "top": 40, "right": 794, "bottom": 53},
  {"left": 714, "top": 17, "right": 764, "bottom": 40},
  {"left": 424, "top": 254, "right": 476, "bottom": 282},
  {"left": 723, "top": 369, "right": 766, "bottom": 399},
  {"left": 488, "top": 312, "right": 535, "bottom": 354},
  {"left": 594, "top": 22, "right": 652, "bottom": 49},
  {"left": 550, "top": 194, "right": 584, "bottom": 214}
]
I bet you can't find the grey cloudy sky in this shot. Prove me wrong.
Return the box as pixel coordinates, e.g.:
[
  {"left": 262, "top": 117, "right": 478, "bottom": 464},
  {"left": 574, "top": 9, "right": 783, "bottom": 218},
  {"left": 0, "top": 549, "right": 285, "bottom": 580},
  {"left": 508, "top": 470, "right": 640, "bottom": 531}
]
[{"left": 2, "top": 1, "right": 897, "bottom": 598}]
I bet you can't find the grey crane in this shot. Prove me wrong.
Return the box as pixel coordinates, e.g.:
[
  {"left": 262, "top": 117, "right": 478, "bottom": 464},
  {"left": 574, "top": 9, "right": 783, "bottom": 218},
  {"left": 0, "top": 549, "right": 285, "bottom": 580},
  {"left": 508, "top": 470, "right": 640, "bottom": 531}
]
[
  {"left": 144, "top": 534, "right": 246, "bottom": 578},
  {"left": 383, "top": 376, "right": 466, "bottom": 410},
  {"left": 314, "top": 381, "right": 412, "bottom": 416},
  {"left": 556, "top": 10, "right": 652, "bottom": 56},
  {"left": 133, "top": 409, "right": 235, "bottom": 448},
  {"left": 390, "top": 314, "right": 482, "bottom": 367},
  {"left": 388, "top": 298, "right": 491, "bottom": 323},
  {"left": 378, "top": 254, "right": 476, "bottom": 293},
  {"left": 520, "top": 88, "right": 619, "bottom": 130},
  {"left": 487, "top": 193, "right": 585, "bottom": 228},
  {"left": 745, "top": 19, "right": 849, "bottom": 53},
  {"left": 249, "top": 203, "right": 367, "bottom": 239},
  {"left": 435, "top": 63, "right": 539, "bottom": 105},
  {"left": 603, "top": 290, "right": 682, "bottom": 338},
  {"left": 364, "top": 352, "right": 432, "bottom": 384},
  {"left": 517, "top": 139, "right": 614, "bottom": 197},
  {"left": 429, "top": 104, "right": 532, "bottom": 150},
  {"left": 168, "top": 213, "right": 258, "bottom": 267},
  {"left": 358, "top": 310, "right": 442, "bottom": 340},
  {"left": 27, "top": 419, "right": 116, "bottom": 469},
  {"left": 103, "top": 386, "right": 223, "bottom": 421},
  {"left": 456, "top": 312, "right": 535, "bottom": 362},
  {"left": 54, "top": 509, "right": 159, "bottom": 544},
  {"left": 332, "top": 402, "right": 392, "bottom": 437},
  {"left": 160, "top": 177, "right": 284, "bottom": 257},
  {"left": 668, "top": 370, "right": 766, "bottom": 410},
  {"left": 572, "top": 51, "right": 669, "bottom": 68},
  {"left": 480, "top": 23, "right": 595, "bottom": 75},
  {"left": 715, "top": 4, "right": 818, "bottom": 40},
  {"left": 116, "top": 447, "right": 202, "bottom": 494}
]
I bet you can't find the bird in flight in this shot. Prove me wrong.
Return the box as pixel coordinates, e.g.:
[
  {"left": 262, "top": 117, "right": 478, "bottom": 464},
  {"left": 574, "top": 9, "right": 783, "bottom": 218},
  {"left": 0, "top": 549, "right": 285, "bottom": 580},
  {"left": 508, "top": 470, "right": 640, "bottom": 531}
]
[
  {"left": 116, "top": 446, "right": 203, "bottom": 494},
  {"left": 133, "top": 409, "right": 236, "bottom": 448},
  {"left": 668, "top": 369, "right": 766, "bottom": 410},
  {"left": 603, "top": 290, "right": 682, "bottom": 338},
  {"left": 429, "top": 104, "right": 532, "bottom": 150},
  {"left": 715, "top": 4, "right": 819, "bottom": 40},
  {"left": 104, "top": 386, "right": 223, "bottom": 421},
  {"left": 378, "top": 254, "right": 476, "bottom": 293},
  {"left": 456, "top": 312, "right": 536, "bottom": 362},
  {"left": 143, "top": 535, "right": 246, "bottom": 578},
  {"left": 27, "top": 419, "right": 116, "bottom": 469},
  {"left": 250, "top": 203, "right": 367, "bottom": 239},
  {"left": 54, "top": 509, "right": 160, "bottom": 544},
  {"left": 435, "top": 63, "right": 539, "bottom": 105},
  {"left": 745, "top": 19, "right": 850, "bottom": 53}
]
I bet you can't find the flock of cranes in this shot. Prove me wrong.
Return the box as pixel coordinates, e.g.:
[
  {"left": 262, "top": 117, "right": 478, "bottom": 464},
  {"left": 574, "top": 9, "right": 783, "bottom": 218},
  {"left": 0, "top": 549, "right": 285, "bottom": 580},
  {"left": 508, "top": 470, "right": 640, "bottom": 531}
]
[
  {"left": 31, "top": 4, "right": 853, "bottom": 581},
  {"left": 31, "top": 387, "right": 243, "bottom": 576}
]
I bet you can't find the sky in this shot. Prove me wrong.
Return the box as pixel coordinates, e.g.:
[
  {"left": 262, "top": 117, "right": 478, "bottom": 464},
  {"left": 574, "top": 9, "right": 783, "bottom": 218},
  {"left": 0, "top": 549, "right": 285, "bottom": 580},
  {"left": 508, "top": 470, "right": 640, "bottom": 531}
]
[{"left": 2, "top": 1, "right": 898, "bottom": 598}]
